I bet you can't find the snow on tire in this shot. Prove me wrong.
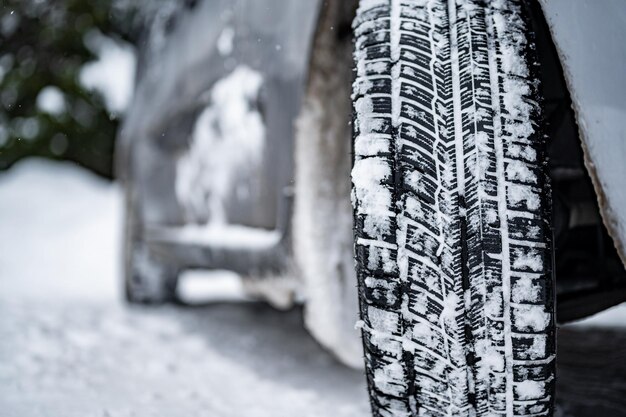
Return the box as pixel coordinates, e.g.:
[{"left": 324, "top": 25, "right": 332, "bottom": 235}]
[{"left": 351, "top": 0, "right": 555, "bottom": 416}]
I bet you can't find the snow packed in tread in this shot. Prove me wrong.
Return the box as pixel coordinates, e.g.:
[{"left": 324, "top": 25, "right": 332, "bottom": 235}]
[{"left": 351, "top": 0, "right": 555, "bottom": 416}]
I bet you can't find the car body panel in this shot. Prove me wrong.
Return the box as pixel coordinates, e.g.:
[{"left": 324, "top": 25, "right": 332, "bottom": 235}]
[
  {"left": 538, "top": 0, "right": 626, "bottom": 265},
  {"left": 117, "top": 0, "right": 322, "bottom": 231}
]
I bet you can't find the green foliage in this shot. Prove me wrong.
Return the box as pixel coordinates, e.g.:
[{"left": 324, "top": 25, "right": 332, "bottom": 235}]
[{"left": 0, "top": 0, "right": 138, "bottom": 178}]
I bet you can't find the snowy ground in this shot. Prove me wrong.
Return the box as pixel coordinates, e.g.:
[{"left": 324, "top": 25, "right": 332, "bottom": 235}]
[
  {"left": 0, "top": 160, "right": 368, "bottom": 417},
  {"left": 1, "top": 159, "right": 625, "bottom": 416}
]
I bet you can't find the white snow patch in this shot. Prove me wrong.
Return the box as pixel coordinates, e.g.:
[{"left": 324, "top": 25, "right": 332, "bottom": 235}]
[
  {"left": 367, "top": 246, "right": 396, "bottom": 273},
  {"left": 389, "top": 0, "right": 401, "bottom": 63},
  {"left": 524, "top": 335, "right": 547, "bottom": 360},
  {"left": 485, "top": 290, "right": 503, "bottom": 318},
  {"left": 568, "top": 302, "right": 626, "bottom": 329},
  {"left": 366, "top": 61, "right": 388, "bottom": 74},
  {"left": 0, "top": 159, "right": 121, "bottom": 302},
  {"left": 373, "top": 362, "right": 405, "bottom": 396},
  {"left": 411, "top": 321, "right": 433, "bottom": 346},
  {"left": 178, "top": 270, "right": 248, "bottom": 303},
  {"left": 475, "top": 340, "right": 505, "bottom": 380},
  {"left": 36, "top": 86, "right": 66, "bottom": 116},
  {"left": 515, "top": 380, "right": 544, "bottom": 401},
  {"left": 146, "top": 224, "right": 279, "bottom": 250},
  {"left": 357, "top": 0, "right": 387, "bottom": 12},
  {"left": 512, "top": 249, "right": 543, "bottom": 272},
  {"left": 354, "top": 134, "right": 391, "bottom": 156},
  {"left": 364, "top": 278, "right": 397, "bottom": 306},
  {"left": 507, "top": 143, "right": 537, "bottom": 162},
  {"left": 217, "top": 26, "right": 235, "bottom": 56},
  {"left": 351, "top": 157, "right": 393, "bottom": 239},
  {"left": 367, "top": 305, "right": 399, "bottom": 334},
  {"left": 506, "top": 160, "right": 536, "bottom": 184},
  {"left": 513, "top": 305, "right": 550, "bottom": 332},
  {"left": 485, "top": 208, "right": 498, "bottom": 225},
  {"left": 508, "top": 183, "right": 540, "bottom": 210},
  {"left": 80, "top": 32, "right": 136, "bottom": 114},
  {"left": 512, "top": 276, "right": 540, "bottom": 303},
  {"left": 441, "top": 292, "right": 460, "bottom": 323},
  {"left": 176, "top": 66, "right": 264, "bottom": 224},
  {"left": 503, "top": 77, "right": 530, "bottom": 106},
  {"left": 500, "top": 44, "right": 529, "bottom": 78}
]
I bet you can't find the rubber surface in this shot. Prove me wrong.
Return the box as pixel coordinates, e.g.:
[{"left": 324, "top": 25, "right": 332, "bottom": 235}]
[{"left": 351, "top": 0, "right": 555, "bottom": 415}]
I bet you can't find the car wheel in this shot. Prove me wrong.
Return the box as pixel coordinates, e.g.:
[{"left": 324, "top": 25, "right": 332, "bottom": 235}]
[{"left": 351, "top": 0, "right": 555, "bottom": 415}]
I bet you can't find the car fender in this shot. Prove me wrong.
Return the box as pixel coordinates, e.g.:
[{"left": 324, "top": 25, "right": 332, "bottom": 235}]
[{"left": 538, "top": 0, "right": 626, "bottom": 265}]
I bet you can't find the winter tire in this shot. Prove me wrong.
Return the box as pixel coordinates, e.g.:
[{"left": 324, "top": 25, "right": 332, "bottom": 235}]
[{"left": 351, "top": 0, "right": 555, "bottom": 416}]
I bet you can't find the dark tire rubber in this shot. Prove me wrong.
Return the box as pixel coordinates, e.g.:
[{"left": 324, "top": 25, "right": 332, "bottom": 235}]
[{"left": 351, "top": 0, "right": 555, "bottom": 416}]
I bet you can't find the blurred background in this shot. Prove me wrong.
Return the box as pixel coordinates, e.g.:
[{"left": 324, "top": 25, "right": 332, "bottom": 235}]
[
  {"left": 1, "top": 1, "right": 625, "bottom": 416},
  {"left": 0, "top": 2, "right": 373, "bottom": 416},
  {"left": 0, "top": 0, "right": 141, "bottom": 178}
]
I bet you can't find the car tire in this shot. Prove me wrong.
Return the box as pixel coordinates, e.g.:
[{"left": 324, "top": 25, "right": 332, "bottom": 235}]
[{"left": 351, "top": 0, "right": 555, "bottom": 415}]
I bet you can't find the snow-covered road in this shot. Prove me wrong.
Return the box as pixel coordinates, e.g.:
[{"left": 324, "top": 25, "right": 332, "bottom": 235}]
[
  {"left": 0, "top": 300, "right": 369, "bottom": 417},
  {"left": 1, "top": 160, "right": 625, "bottom": 416},
  {"left": 0, "top": 160, "right": 369, "bottom": 417}
]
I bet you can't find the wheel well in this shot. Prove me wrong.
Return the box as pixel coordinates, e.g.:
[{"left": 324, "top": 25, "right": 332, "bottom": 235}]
[{"left": 529, "top": 0, "right": 626, "bottom": 321}]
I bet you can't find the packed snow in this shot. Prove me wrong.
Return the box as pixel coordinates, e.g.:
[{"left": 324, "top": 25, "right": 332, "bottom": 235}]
[
  {"left": 569, "top": 303, "right": 626, "bottom": 329},
  {"left": 0, "top": 152, "right": 624, "bottom": 417},
  {"left": 146, "top": 224, "right": 280, "bottom": 250},
  {"left": 0, "top": 159, "right": 369, "bottom": 417},
  {"left": 176, "top": 66, "right": 265, "bottom": 225}
]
